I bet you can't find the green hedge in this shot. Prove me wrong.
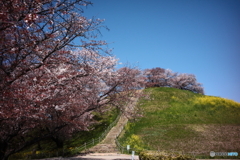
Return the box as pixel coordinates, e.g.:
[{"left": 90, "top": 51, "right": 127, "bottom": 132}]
[{"left": 139, "top": 151, "right": 195, "bottom": 160}]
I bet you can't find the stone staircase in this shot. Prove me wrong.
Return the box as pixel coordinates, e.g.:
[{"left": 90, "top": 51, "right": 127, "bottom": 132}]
[
  {"left": 87, "top": 115, "right": 128, "bottom": 153},
  {"left": 87, "top": 94, "right": 141, "bottom": 154}
]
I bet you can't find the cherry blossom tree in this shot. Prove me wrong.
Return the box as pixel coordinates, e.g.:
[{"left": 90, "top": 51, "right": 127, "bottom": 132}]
[
  {"left": 170, "top": 73, "right": 204, "bottom": 94},
  {"left": 0, "top": 0, "right": 140, "bottom": 159},
  {"left": 144, "top": 67, "right": 165, "bottom": 87},
  {"left": 0, "top": 47, "right": 145, "bottom": 159},
  {"left": 144, "top": 68, "right": 204, "bottom": 94},
  {"left": 0, "top": 0, "right": 107, "bottom": 90},
  {"left": 163, "top": 69, "right": 178, "bottom": 87}
]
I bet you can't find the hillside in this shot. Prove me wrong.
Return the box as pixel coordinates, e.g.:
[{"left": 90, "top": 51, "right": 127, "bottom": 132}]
[{"left": 119, "top": 87, "right": 240, "bottom": 155}]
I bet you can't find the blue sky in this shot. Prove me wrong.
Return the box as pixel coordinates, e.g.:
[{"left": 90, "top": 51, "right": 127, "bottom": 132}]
[{"left": 83, "top": 0, "right": 240, "bottom": 103}]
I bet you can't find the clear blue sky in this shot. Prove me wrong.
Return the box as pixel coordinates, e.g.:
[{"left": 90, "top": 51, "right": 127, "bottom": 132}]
[{"left": 83, "top": 0, "right": 240, "bottom": 103}]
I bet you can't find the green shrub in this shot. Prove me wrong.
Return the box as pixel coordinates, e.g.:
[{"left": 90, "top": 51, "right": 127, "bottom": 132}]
[{"left": 123, "top": 134, "right": 145, "bottom": 152}]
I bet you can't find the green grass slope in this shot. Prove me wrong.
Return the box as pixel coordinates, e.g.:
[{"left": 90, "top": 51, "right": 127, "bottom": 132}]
[{"left": 120, "top": 87, "right": 240, "bottom": 155}]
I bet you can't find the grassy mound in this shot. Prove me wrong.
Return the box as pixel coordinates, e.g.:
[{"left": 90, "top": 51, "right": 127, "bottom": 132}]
[{"left": 120, "top": 87, "right": 240, "bottom": 156}]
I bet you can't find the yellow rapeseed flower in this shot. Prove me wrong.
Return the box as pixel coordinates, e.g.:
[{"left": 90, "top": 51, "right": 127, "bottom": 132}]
[{"left": 193, "top": 96, "right": 240, "bottom": 108}]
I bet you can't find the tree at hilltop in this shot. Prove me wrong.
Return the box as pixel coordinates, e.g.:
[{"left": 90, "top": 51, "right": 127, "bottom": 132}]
[{"left": 144, "top": 68, "right": 204, "bottom": 94}]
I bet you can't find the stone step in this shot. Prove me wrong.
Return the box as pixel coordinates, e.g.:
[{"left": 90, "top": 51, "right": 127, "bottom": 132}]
[
  {"left": 84, "top": 91, "right": 142, "bottom": 155},
  {"left": 88, "top": 144, "right": 119, "bottom": 153}
]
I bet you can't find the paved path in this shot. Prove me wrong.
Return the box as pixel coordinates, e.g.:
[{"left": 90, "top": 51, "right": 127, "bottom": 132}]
[
  {"left": 40, "top": 153, "right": 138, "bottom": 160},
  {"left": 39, "top": 157, "right": 238, "bottom": 160},
  {"left": 68, "top": 153, "right": 138, "bottom": 160}
]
